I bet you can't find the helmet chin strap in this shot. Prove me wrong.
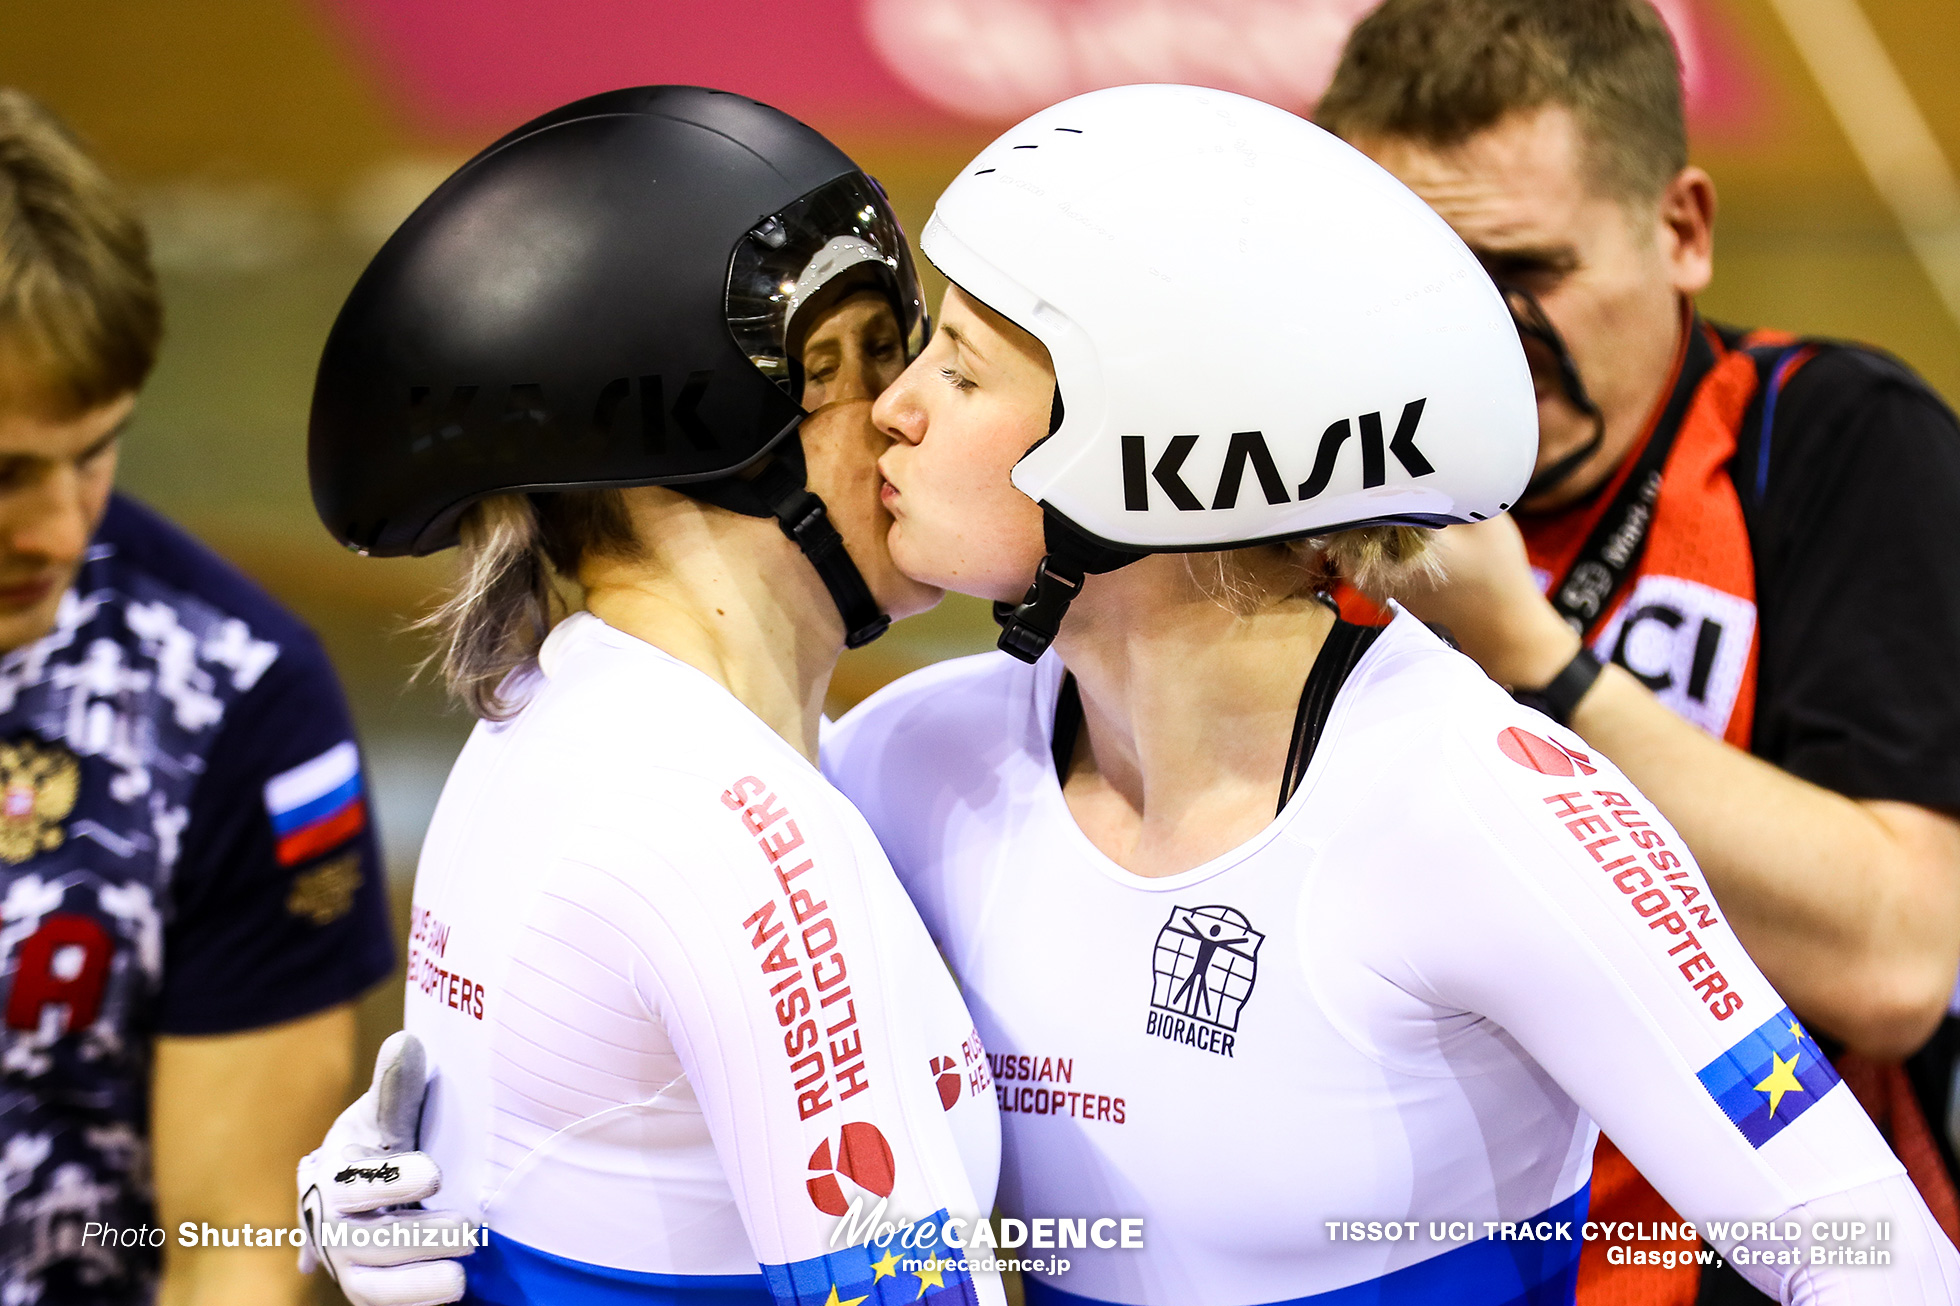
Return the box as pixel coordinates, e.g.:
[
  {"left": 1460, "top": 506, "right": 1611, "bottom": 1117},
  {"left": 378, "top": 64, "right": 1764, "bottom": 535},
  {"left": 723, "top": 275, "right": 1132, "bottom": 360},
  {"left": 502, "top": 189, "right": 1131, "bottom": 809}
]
[
  {"left": 688, "top": 418, "right": 891, "bottom": 648},
  {"left": 992, "top": 385, "right": 1139, "bottom": 663},
  {"left": 993, "top": 514, "right": 1139, "bottom": 664}
]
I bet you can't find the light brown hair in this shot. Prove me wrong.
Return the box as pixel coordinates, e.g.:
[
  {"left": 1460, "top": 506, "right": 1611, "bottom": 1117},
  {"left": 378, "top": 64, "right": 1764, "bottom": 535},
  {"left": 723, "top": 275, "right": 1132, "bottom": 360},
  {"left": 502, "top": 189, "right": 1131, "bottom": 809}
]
[
  {"left": 1316, "top": 0, "right": 1687, "bottom": 202},
  {"left": 1191, "top": 526, "right": 1440, "bottom": 616},
  {"left": 421, "top": 490, "right": 636, "bottom": 720},
  {"left": 0, "top": 88, "right": 161, "bottom": 414}
]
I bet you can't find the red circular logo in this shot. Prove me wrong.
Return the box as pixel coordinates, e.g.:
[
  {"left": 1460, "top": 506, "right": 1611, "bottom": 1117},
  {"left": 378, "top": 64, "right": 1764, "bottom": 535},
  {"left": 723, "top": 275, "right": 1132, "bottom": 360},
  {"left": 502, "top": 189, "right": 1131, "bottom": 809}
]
[
  {"left": 1497, "top": 726, "right": 1592, "bottom": 777},
  {"left": 806, "top": 1121, "right": 896, "bottom": 1216}
]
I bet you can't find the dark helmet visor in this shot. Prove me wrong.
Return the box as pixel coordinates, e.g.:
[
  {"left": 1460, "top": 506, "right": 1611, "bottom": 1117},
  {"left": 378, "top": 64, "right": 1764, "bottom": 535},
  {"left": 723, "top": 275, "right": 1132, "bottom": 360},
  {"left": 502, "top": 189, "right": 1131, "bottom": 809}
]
[{"left": 726, "top": 173, "right": 927, "bottom": 398}]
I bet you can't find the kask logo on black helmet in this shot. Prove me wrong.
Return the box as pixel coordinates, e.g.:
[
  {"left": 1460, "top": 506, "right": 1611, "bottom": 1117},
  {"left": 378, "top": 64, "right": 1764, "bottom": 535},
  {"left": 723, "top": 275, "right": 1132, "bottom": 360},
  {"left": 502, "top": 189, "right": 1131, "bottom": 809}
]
[
  {"left": 403, "top": 372, "right": 723, "bottom": 467},
  {"left": 309, "top": 85, "right": 927, "bottom": 647}
]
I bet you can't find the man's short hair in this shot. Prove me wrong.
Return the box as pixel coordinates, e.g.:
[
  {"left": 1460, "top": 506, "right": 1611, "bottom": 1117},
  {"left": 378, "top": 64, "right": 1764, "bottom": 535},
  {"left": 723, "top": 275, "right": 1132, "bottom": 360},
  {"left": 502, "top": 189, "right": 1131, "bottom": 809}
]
[
  {"left": 0, "top": 88, "right": 160, "bottom": 415},
  {"left": 1316, "top": 0, "right": 1688, "bottom": 203}
]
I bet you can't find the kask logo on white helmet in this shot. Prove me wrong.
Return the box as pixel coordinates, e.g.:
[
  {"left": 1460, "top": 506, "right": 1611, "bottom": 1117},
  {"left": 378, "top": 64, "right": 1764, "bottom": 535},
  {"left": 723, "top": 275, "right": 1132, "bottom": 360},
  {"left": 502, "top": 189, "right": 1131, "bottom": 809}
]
[{"left": 921, "top": 84, "right": 1537, "bottom": 658}]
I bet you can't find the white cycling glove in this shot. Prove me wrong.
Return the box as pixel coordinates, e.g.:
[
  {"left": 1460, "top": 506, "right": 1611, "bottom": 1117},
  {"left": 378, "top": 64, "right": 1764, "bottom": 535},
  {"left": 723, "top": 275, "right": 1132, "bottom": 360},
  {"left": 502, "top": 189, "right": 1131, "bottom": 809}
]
[{"left": 297, "top": 1031, "right": 473, "bottom": 1306}]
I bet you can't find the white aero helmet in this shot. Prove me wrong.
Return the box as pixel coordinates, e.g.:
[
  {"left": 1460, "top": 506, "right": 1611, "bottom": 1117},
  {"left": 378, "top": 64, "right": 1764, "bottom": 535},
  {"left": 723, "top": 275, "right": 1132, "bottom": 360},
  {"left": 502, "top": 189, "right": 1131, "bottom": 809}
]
[{"left": 921, "top": 84, "right": 1537, "bottom": 661}]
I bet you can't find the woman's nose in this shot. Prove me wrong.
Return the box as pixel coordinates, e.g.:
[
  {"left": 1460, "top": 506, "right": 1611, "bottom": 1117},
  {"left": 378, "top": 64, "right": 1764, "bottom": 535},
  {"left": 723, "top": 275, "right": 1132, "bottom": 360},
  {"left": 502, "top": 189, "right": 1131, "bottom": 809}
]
[
  {"left": 870, "top": 367, "right": 925, "bottom": 445},
  {"left": 829, "top": 356, "right": 879, "bottom": 406}
]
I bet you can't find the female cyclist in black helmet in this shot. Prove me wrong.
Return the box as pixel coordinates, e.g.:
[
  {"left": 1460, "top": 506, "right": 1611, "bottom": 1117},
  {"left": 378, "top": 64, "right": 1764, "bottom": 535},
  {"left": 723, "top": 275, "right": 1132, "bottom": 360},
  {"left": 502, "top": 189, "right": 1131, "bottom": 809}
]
[{"left": 296, "top": 87, "right": 1003, "bottom": 1306}]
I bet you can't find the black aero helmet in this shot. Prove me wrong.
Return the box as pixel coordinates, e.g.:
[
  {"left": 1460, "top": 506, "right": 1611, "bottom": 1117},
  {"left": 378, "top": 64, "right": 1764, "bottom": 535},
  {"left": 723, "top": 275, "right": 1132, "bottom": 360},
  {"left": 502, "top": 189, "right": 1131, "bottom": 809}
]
[{"left": 308, "top": 85, "right": 927, "bottom": 646}]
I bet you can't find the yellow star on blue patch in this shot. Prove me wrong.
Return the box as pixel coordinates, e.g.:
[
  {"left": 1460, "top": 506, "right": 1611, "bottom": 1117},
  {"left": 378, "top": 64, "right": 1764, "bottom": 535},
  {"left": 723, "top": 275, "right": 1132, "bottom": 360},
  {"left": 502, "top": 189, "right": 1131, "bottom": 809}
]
[
  {"left": 822, "top": 1285, "right": 868, "bottom": 1306},
  {"left": 871, "top": 1247, "right": 904, "bottom": 1281},
  {"left": 1754, "top": 1048, "right": 1805, "bottom": 1117},
  {"left": 913, "top": 1255, "right": 948, "bottom": 1298}
]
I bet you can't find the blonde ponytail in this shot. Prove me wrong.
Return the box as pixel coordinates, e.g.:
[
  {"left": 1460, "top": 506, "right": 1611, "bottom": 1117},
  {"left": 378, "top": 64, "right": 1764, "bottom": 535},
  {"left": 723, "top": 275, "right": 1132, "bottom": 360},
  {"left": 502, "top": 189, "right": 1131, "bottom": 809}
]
[
  {"left": 1185, "top": 524, "right": 1441, "bottom": 615},
  {"left": 417, "top": 489, "right": 637, "bottom": 719},
  {"left": 417, "top": 496, "right": 552, "bottom": 720},
  {"left": 1316, "top": 524, "right": 1442, "bottom": 599}
]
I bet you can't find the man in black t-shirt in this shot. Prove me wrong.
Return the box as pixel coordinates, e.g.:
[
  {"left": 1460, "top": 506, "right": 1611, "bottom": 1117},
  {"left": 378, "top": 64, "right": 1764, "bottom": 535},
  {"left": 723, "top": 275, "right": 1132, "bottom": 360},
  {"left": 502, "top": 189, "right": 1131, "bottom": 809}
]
[
  {"left": 0, "top": 91, "right": 394, "bottom": 1303},
  {"left": 1320, "top": 1, "right": 1960, "bottom": 1299}
]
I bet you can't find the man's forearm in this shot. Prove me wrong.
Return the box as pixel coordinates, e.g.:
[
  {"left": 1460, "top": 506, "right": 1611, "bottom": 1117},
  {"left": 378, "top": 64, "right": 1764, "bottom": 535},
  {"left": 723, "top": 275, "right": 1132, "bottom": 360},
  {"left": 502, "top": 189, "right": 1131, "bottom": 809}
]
[
  {"left": 158, "top": 1247, "right": 312, "bottom": 1306},
  {"left": 154, "top": 1004, "right": 358, "bottom": 1306},
  {"left": 1571, "top": 662, "right": 1960, "bottom": 1057},
  {"left": 1398, "top": 515, "right": 1960, "bottom": 1057}
]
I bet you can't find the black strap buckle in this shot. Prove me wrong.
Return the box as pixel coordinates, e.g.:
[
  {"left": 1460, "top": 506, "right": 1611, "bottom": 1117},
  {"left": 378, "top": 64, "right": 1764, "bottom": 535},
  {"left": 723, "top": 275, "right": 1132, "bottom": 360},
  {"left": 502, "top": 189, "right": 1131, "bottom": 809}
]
[
  {"left": 777, "top": 491, "right": 829, "bottom": 546},
  {"left": 992, "top": 515, "right": 1143, "bottom": 664},
  {"left": 996, "top": 556, "right": 1086, "bottom": 664}
]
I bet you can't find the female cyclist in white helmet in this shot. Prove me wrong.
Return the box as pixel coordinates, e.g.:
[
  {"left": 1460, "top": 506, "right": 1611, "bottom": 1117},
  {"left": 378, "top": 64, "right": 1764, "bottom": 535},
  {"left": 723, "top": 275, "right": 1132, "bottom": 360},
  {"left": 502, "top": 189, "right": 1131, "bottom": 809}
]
[
  {"left": 820, "top": 84, "right": 1960, "bottom": 1305},
  {"left": 297, "top": 83, "right": 1960, "bottom": 1306},
  {"left": 295, "top": 87, "right": 1004, "bottom": 1306}
]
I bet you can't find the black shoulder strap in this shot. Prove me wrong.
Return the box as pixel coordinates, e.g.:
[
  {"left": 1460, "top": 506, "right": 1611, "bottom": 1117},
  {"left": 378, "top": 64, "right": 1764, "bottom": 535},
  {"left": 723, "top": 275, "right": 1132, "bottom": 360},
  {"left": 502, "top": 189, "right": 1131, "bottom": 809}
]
[
  {"left": 1051, "top": 672, "right": 1083, "bottom": 779},
  {"left": 1049, "top": 619, "right": 1384, "bottom": 816},
  {"left": 1545, "top": 322, "right": 1716, "bottom": 632},
  {"left": 1278, "top": 620, "right": 1383, "bottom": 814}
]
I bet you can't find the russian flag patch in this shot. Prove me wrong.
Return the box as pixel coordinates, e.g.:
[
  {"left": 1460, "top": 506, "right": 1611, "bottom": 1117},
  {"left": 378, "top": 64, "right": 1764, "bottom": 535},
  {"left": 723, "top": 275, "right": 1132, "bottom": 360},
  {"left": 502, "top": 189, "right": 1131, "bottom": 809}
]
[{"left": 264, "top": 742, "right": 367, "bottom": 866}]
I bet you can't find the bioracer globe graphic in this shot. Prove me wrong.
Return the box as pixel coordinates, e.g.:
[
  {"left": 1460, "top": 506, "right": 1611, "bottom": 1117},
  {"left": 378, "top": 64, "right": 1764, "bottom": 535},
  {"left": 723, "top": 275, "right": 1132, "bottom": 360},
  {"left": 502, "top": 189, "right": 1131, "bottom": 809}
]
[{"left": 1151, "top": 905, "right": 1263, "bottom": 1032}]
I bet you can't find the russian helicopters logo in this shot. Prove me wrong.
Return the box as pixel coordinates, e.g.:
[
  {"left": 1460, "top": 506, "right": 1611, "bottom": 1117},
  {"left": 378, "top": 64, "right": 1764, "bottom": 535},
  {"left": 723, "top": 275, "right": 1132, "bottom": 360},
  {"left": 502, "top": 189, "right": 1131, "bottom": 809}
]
[
  {"left": 1497, "top": 727, "right": 1597, "bottom": 778},
  {"left": 1145, "top": 905, "right": 1262, "bottom": 1058},
  {"left": 1120, "top": 398, "right": 1433, "bottom": 512},
  {"left": 930, "top": 1055, "right": 962, "bottom": 1110},
  {"left": 806, "top": 1121, "right": 896, "bottom": 1216}
]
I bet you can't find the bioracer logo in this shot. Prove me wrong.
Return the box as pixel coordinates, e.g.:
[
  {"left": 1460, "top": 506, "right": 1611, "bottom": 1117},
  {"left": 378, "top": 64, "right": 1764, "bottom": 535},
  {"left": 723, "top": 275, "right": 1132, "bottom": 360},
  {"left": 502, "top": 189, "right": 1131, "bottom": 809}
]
[
  {"left": 1145, "top": 905, "right": 1262, "bottom": 1057},
  {"left": 1120, "top": 398, "right": 1434, "bottom": 511}
]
